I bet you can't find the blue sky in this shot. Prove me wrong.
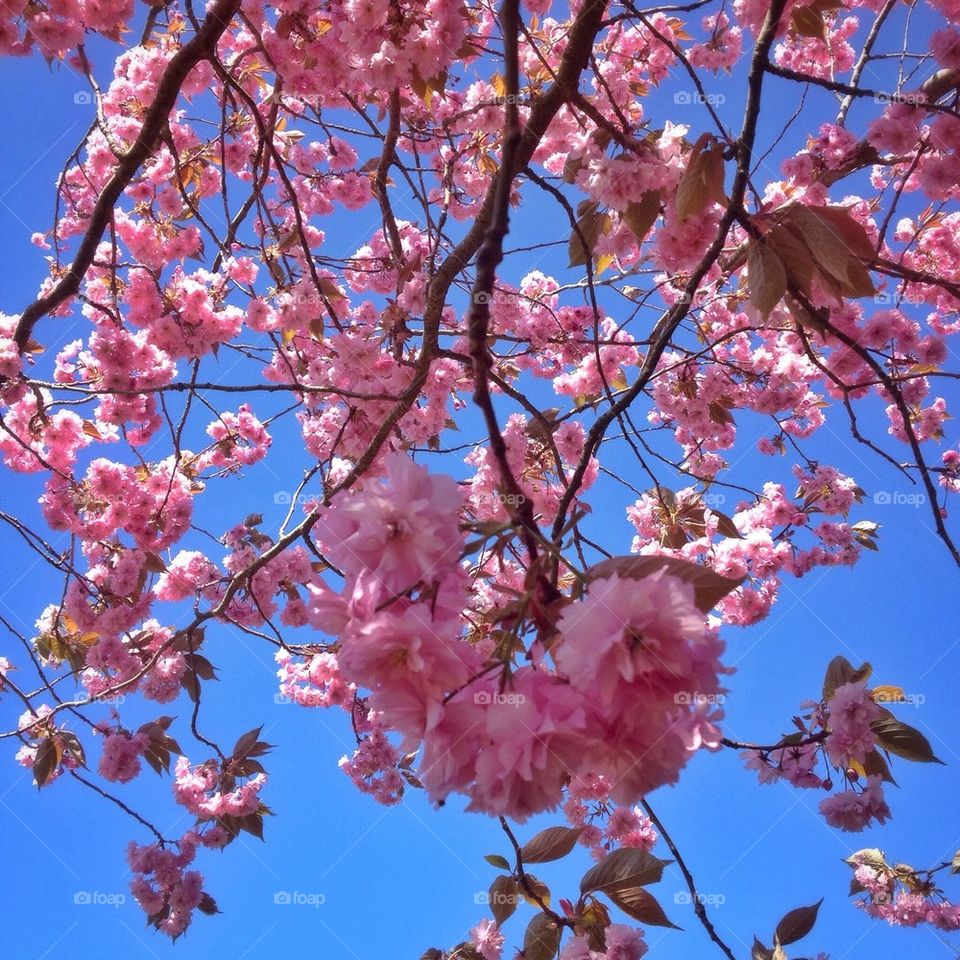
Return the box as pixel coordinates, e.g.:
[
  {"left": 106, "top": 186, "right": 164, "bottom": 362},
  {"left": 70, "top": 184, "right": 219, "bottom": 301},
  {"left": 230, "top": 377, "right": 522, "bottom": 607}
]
[{"left": 1, "top": 8, "right": 960, "bottom": 960}]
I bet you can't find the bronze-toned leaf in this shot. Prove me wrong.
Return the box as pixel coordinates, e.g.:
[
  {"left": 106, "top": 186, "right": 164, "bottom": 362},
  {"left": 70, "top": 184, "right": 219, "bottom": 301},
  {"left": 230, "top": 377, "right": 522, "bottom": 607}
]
[
  {"left": 588, "top": 555, "right": 744, "bottom": 613},
  {"left": 489, "top": 875, "right": 520, "bottom": 927},
  {"left": 604, "top": 885, "right": 680, "bottom": 928},
  {"left": 775, "top": 899, "right": 822, "bottom": 945},
  {"left": 871, "top": 716, "right": 944, "bottom": 764},
  {"left": 622, "top": 190, "right": 661, "bottom": 242},
  {"left": 581, "top": 848, "right": 672, "bottom": 894},
  {"left": 747, "top": 238, "right": 788, "bottom": 318},
  {"left": 521, "top": 826, "right": 582, "bottom": 864},
  {"left": 523, "top": 913, "right": 561, "bottom": 960}
]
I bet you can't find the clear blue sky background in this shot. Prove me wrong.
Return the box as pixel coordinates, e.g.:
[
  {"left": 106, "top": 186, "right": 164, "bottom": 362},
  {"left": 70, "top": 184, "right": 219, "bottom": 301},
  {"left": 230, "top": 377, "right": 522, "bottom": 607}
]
[{"left": 1, "top": 9, "right": 959, "bottom": 960}]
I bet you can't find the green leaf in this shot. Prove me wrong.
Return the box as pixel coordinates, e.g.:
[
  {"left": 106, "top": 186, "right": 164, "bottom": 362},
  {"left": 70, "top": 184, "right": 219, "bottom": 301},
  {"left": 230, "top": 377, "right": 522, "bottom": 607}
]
[
  {"left": 775, "top": 899, "right": 822, "bottom": 945},
  {"left": 581, "top": 848, "right": 672, "bottom": 895},
  {"left": 871, "top": 716, "right": 944, "bottom": 764},
  {"left": 484, "top": 854, "right": 511, "bottom": 870},
  {"left": 521, "top": 826, "right": 582, "bottom": 864}
]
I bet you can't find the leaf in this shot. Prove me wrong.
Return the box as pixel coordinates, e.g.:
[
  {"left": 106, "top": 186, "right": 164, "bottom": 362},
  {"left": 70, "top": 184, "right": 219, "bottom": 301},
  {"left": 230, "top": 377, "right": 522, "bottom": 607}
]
[
  {"left": 871, "top": 716, "right": 944, "bottom": 764},
  {"left": 484, "top": 854, "right": 511, "bottom": 870},
  {"left": 792, "top": 5, "right": 826, "bottom": 37},
  {"left": 775, "top": 899, "right": 822, "bottom": 945},
  {"left": 233, "top": 725, "right": 264, "bottom": 760},
  {"left": 676, "top": 135, "right": 726, "bottom": 220},
  {"left": 588, "top": 555, "right": 744, "bottom": 613},
  {"left": 521, "top": 874, "right": 551, "bottom": 909},
  {"left": 604, "top": 886, "right": 680, "bottom": 928},
  {"left": 581, "top": 848, "right": 672, "bottom": 895},
  {"left": 844, "top": 848, "right": 887, "bottom": 871},
  {"left": 523, "top": 913, "right": 561, "bottom": 960},
  {"left": 521, "top": 826, "right": 582, "bottom": 864},
  {"left": 33, "top": 737, "right": 59, "bottom": 788},
  {"left": 765, "top": 222, "right": 815, "bottom": 296},
  {"left": 489, "top": 875, "right": 520, "bottom": 927},
  {"left": 951, "top": 851, "right": 960, "bottom": 875},
  {"left": 747, "top": 238, "right": 788, "bottom": 318},
  {"left": 568, "top": 202, "right": 605, "bottom": 268},
  {"left": 622, "top": 191, "right": 661, "bottom": 242},
  {"left": 752, "top": 937, "right": 773, "bottom": 960},
  {"left": 822, "top": 656, "right": 871, "bottom": 701},
  {"left": 862, "top": 747, "right": 897, "bottom": 785}
]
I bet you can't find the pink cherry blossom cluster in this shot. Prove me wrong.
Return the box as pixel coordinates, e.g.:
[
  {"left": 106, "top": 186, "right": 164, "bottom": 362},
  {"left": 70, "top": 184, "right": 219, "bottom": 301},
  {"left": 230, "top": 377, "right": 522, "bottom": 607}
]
[{"left": 743, "top": 676, "right": 906, "bottom": 832}]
